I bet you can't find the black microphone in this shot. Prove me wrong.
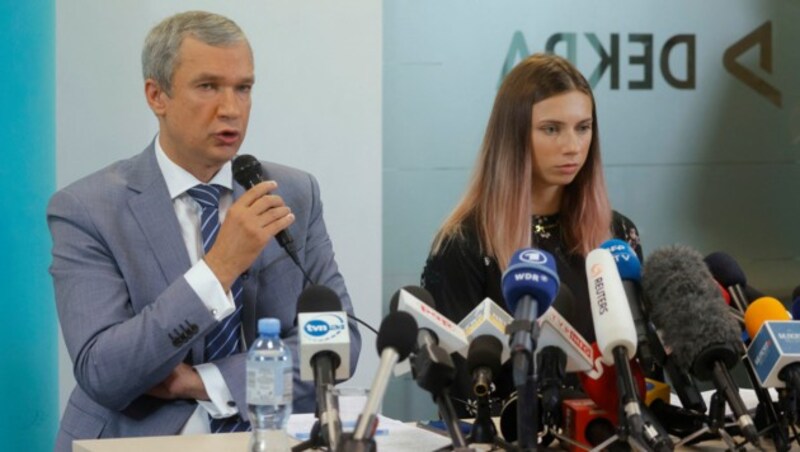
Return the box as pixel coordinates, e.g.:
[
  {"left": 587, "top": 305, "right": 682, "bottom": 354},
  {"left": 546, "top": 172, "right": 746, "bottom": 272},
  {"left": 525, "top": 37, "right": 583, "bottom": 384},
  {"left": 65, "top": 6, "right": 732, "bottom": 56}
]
[
  {"left": 792, "top": 286, "right": 800, "bottom": 320},
  {"left": 351, "top": 311, "right": 417, "bottom": 442},
  {"left": 466, "top": 335, "right": 503, "bottom": 445},
  {"left": 467, "top": 335, "right": 503, "bottom": 399},
  {"left": 233, "top": 154, "right": 381, "bottom": 338},
  {"left": 642, "top": 245, "right": 760, "bottom": 447},
  {"left": 296, "top": 285, "right": 348, "bottom": 451},
  {"left": 704, "top": 251, "right": 751, "bottom": 314},
  {"left": 232, "top": 154, "right": 296, "bottom": 252},
  {"left": 392, "top": 286, "right": 471, "bottom": 450}
]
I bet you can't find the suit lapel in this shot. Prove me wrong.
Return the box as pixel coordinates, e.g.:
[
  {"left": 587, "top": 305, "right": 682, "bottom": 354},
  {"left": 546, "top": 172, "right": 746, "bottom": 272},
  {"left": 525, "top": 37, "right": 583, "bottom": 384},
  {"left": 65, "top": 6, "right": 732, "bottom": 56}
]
[{"left": 125, "top": 146, "right": 204, "bottom": 362}]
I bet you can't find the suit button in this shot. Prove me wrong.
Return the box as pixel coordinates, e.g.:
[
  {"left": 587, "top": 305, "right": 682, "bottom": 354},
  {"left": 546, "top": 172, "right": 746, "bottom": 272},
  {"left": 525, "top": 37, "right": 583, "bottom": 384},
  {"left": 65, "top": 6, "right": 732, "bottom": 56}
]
[
  {"left": 172, "top": 337, "right": 183, "bottom": 347},
  {"left": 189, "top": 323, "right": 199, "bottom": 334}
]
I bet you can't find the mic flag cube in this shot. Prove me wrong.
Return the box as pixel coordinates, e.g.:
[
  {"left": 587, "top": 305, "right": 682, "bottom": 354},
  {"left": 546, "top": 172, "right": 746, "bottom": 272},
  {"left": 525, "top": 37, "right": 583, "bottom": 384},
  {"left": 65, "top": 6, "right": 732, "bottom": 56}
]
[
  {"left": 748, "top": 320, "right": 800, "bottom": 388},
  {"left": 459, "top": 297, "right": 513, "bottom": 363},
  {"left": 298, "top": 311, "right": 351, "bottom": 381}
]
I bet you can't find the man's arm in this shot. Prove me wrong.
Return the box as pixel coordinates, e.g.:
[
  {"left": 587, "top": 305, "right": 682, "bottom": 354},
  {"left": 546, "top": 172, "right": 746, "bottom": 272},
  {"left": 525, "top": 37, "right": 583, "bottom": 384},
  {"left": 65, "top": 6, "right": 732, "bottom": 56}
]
[{"left": 49, "top": 188, "right": 217, "bottom": 410}]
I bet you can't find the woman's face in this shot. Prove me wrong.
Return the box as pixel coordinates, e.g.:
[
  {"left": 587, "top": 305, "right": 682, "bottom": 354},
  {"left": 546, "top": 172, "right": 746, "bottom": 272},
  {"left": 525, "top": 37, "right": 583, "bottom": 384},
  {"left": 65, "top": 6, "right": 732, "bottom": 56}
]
[{"left": 530, "top": 90, "right": 594, "bottom": 190}]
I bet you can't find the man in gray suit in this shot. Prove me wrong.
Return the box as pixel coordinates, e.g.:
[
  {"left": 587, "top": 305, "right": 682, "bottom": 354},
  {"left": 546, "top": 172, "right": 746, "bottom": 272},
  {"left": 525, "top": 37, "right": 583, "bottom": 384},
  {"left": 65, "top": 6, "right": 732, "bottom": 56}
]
[{"left": 48, "top": 11, "right": 361, "bottom": 450}]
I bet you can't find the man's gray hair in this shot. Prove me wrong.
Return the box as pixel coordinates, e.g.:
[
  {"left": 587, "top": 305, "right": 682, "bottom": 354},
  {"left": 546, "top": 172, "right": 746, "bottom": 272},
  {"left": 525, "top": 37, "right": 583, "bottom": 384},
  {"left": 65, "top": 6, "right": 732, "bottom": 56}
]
[{"left": 142, "top": 11, "right": 251, "bottom": 94}]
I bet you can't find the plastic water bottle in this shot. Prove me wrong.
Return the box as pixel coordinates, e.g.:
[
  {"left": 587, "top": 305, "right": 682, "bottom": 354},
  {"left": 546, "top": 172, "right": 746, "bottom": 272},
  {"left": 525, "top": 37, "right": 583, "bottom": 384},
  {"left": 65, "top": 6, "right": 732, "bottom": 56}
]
[{"left": 247, "top": 318, "right": 293, "bottom": 452}]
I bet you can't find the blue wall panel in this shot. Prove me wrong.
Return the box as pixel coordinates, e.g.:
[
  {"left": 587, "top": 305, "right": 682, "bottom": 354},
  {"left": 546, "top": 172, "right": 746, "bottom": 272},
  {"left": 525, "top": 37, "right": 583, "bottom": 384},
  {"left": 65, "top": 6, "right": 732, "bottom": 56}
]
[{"left": 0, "top": 1, "right": 57, "bottom": 450}]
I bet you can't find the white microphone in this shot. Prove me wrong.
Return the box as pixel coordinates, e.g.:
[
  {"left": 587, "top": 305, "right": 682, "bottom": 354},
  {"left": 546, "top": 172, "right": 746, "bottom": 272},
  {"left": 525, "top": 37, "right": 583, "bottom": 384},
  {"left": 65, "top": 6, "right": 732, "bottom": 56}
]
[
  {"left": 352, "top": 311, "right": 418, "bottom": 441},
  {"left": 586, "top": 249, "right": 655, "bottom": 446},
  {"left": 297, "top": 288, "right": 351, "bottom": 382},
  {"left": 390, "top": 286, "right": 469, "bottom": 356},
  {"left": 296, "top": 285, "right": 351, "bottom": 450},
  {"left": 587, "top": 249, "right": 638, "bottom": 363}
]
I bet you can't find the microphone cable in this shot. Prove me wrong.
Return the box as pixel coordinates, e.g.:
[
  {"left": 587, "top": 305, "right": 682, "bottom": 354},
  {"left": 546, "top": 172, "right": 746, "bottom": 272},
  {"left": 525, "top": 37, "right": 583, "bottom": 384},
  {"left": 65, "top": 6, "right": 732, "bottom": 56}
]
[{"left": 233, "top": 154, "right": 379, "bottom": 336}]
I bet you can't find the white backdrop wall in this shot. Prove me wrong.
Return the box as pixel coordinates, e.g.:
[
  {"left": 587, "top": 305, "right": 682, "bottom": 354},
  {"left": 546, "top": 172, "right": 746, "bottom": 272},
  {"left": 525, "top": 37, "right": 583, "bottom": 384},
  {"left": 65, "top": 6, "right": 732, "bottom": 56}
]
[{"left": 56, "top": 1, "right": 382, "bottom": 413}]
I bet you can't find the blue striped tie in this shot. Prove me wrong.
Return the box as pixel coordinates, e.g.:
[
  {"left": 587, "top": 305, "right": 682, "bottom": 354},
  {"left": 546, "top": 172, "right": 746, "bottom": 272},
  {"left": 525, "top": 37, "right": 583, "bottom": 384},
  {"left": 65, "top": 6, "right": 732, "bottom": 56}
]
[{"left": 187, "top": 184, "right": 250, "bottom": 433}]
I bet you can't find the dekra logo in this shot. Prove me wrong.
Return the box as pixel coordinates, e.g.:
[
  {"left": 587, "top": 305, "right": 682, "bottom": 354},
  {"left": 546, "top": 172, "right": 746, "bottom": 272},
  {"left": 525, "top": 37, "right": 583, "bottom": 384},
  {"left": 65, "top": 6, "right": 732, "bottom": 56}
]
[{"left": 500, "top": 21, "right": 781, "bottom": 107}]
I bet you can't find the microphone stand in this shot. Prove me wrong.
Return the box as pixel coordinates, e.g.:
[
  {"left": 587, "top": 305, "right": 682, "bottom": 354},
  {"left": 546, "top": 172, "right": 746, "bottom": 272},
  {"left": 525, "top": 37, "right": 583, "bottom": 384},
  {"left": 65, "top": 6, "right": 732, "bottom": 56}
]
[
  {"left": 507, "top": 298, "right": 540, "bottom": 451},
  {"left": 293, "top": 359, "right": 342, "bottom": 451},
  {"left": 742, "top": 354, "right": 790, "bottom": 451},
  {"left": 411, "top": 339, "right": 475, "bottom": 452}
]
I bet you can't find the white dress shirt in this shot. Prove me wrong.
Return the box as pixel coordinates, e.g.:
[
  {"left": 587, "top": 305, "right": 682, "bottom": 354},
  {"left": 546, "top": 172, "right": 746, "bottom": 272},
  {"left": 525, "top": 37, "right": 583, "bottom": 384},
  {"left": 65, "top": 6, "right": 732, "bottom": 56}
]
[{"left": 153, "top": 138, "right": 243, "bottom": 434}]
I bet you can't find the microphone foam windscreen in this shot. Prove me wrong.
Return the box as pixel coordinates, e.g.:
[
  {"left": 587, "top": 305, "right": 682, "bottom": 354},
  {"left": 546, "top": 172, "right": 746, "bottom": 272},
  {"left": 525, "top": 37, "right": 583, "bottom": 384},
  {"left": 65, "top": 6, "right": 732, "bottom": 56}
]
[
  {"left": 744, "top": 297, "right": 790, "bottom": 339},
  {"left": 703, "top": 251, "right": 747, "bottom": 287},
  {"left": 376, "top": 311, "right": 417, "bottom": 360},
  {"left": 642, "top": 245, "right": 740, "bottom": 372},
  {"left": 466, "top": 335, "right": 503, "bottom": 376},
  {"left": 232, "top": 154, "right": 263, "bottom": 188},
  {"left": 389, "top": 285, "right": 435, "bottom": 312},
  {"left": 297, "top": 285, "right": 342, "bottom": 314},
  {"left": 600, "top": 239, "right": 641, "bottom": 282}
]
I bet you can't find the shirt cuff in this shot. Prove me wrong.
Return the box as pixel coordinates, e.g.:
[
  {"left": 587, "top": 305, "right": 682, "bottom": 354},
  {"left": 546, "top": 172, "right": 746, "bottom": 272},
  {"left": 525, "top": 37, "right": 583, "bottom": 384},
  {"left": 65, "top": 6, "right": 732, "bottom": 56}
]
[
  {"left": 185, "top": 260, "right": 235, "bottom": 321},
  {"left": 195, "top": 363, "right": 239, "bottom": 418}
]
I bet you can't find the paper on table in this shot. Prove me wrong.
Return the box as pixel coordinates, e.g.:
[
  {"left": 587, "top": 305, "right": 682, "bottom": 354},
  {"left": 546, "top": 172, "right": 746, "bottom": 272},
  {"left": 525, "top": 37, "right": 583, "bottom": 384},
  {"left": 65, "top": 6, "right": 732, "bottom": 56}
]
[{"left": 286, "top": 413, "right": 452, "bottom": 449}]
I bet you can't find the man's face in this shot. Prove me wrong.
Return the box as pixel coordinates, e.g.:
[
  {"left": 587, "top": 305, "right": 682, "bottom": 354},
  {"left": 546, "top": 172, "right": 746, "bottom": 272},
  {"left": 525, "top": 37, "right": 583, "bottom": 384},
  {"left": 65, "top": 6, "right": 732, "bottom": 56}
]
[{"left": 147, "top": 36, "right": 254, "bottom": 181}]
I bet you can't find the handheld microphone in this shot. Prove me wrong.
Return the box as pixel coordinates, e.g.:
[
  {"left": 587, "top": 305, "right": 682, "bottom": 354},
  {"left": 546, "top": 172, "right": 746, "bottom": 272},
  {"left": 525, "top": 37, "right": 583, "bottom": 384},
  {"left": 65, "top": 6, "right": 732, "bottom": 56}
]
[
  {"left": 296, "top": 285, "right": 350, "bottom": 450},
  {"left": 642, "top": 245, "right": 760, "bottom": 446},
  {"left": 745, "top": 297, "right": 800, "bottom": 391},
  {"left": 351, "top": 311, "right": 417, "bottom": 441},
  {"left": 232, "top": 154, "right": 297, "bottom": 253},
  {"left": 599, "top": 239, "right": 654, "bottom": 372}
]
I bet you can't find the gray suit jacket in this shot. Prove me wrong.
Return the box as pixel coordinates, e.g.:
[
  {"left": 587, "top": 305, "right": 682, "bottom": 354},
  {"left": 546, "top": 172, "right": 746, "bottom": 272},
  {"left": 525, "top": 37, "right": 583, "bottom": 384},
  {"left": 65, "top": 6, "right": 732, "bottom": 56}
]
[{"left": 48, "top": 145, "right": 361, "bottom": 451}]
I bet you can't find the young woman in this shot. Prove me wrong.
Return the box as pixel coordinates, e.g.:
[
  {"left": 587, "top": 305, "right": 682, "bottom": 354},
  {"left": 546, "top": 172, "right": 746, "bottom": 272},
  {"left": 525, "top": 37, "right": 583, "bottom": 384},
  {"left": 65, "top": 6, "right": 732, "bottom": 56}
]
[{"left": 421, "top": 53, "right": 642, "bottom": 414}]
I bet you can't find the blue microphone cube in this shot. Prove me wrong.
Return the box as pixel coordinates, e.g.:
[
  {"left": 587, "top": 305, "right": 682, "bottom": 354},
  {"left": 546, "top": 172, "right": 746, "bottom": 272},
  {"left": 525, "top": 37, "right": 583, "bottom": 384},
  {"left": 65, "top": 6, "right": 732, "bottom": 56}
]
[
  {"left": 748, "top": 321, "right": 800, "bottom": 388},
  {"left": 600, "top": 239, "right": 641, "bottom": 282},
  {"left": 501, "top": 248, "right": 559, "bottom": 316}
]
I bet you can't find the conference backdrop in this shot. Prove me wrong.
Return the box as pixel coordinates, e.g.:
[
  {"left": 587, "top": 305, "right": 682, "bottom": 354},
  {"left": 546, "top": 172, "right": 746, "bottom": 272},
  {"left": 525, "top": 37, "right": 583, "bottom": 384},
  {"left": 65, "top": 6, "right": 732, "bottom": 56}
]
[{"left": 383, "top": 0, "right": 800, "bottom": 420}]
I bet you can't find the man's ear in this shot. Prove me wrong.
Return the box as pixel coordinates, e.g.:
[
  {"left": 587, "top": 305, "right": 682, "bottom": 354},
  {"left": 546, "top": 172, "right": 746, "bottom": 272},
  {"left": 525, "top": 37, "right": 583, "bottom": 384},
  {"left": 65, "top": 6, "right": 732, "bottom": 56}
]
[{"left": 144, "top": 79, "right": 168, "bottom": 116}]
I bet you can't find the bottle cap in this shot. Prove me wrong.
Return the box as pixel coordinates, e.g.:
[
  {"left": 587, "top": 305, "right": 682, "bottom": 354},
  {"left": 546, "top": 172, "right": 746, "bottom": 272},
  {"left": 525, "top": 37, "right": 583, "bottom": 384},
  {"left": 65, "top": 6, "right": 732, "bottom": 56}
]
[{"left": 258, "top": 318, "right": 281, "bottom": 336}]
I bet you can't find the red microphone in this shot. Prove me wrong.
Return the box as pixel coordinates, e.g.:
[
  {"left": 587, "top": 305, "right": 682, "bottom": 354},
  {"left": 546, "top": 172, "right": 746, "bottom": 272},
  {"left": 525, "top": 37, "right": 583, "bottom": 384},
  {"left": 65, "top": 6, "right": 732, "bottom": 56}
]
[
  {"left": 578, "top": 342, "right": 646, "bottom": 424},
  {"left": 715, "top": 280, "right": 731, "bottom": 306}
]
